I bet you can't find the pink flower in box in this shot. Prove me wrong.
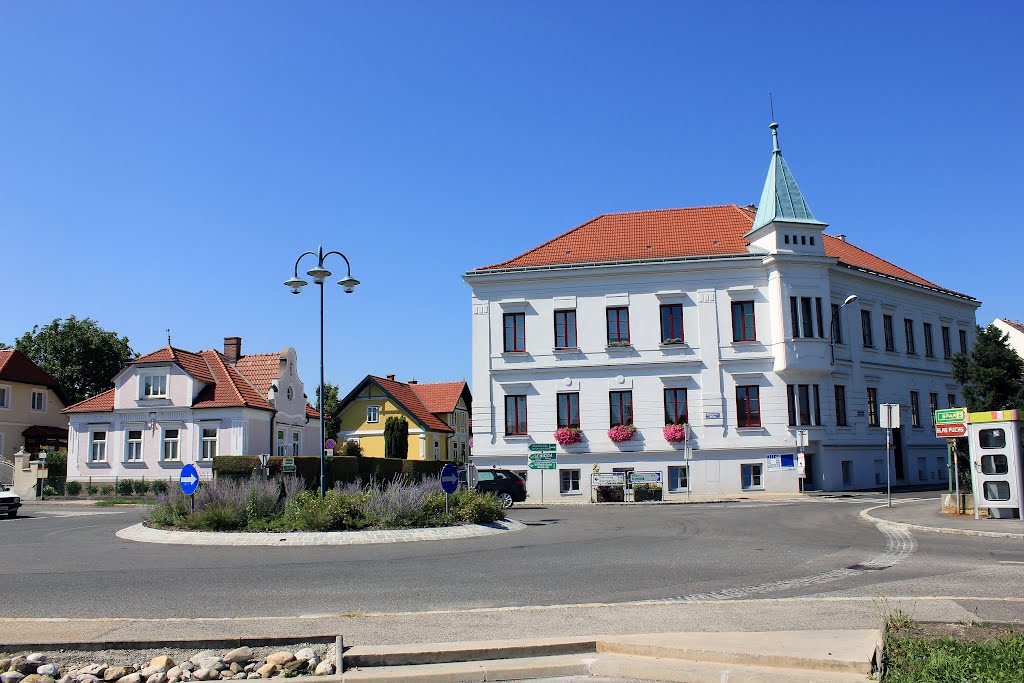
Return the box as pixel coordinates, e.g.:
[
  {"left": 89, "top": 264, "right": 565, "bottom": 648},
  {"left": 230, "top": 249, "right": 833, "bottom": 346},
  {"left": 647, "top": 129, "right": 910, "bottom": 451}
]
[
  {"left": 553, "top": 427, "right": 581, "bottom": 445},
  {"left": 663, "top": 424, "right": 687, "bottom": 442},
  {"left": 607, "top": 425, "right": 636, "bottom": 442}
]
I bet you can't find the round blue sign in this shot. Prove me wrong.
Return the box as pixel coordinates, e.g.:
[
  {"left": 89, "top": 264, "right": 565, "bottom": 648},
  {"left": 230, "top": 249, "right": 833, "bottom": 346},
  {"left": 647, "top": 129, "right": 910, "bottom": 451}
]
[
  {"left": 179, "top": 463, "right": 200, "bottom": 496},
  {"left": 440, "top": 463, "right": 459, "bottom": 494}
]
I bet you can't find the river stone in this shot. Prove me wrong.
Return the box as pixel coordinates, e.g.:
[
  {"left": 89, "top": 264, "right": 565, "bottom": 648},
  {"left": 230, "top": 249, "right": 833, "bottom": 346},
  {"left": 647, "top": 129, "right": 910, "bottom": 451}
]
[
  {"left": 136, "top": 670, "right": 158, "bottom": 681},
  {"left": 23, "top": 675, "right": 55, "bottom": 683},
  {"left": 36, "top": 667, "right": 58, "bottom": 678},
  {"left": 265, "top": 654, "right": 292, "bottom": 669},
  {"left": 13, "top": 661, "right": 37, "bottom": 676},
  {"left": 25, "top": 657, "right": 47, "bottom": 666},
  {"left": 115, "top": 674, "right": 141, "bottom": 683},
  {"left": 292, "top": 650, "right": 317, "bottom": 665},
  {"left": 57, "top": 676, "right": 74, "bottom": 683},
  {"left": 281, "top": 662, "right": 305, "bottom": 674},
  {"left": 189, "top": 671, "right": 212, "bottom": 682},
  {"left": 77, "top": 676, "right": 100, "bottom": 683},
  {"left": 254, "top": 664, "right": 276, "bottom": 680},
  {"left": 2, "top": 673, "right": 25, "bottom": 683},
  {"left": 196, "top": 662, "right": 221, "bottom": 675},
  {"left": 186, "top": 655, "right": 212, "bottom": 669},
  {"left": 0, "top": 660, "right": 11, "bottom": 672},
  {"left": 103, "top": 668, "right": 129, "bottom": 682},
  {"left": 77, "top": 668, "right": 104, "bottom": 679},
  {"left": 220, "top": 650, "right": 249, "bottom": 668},
  {"left": 312, "top": 661, "right": 333, "bottom": 677},
  {"left": 148, "top": 660, "right": 172, "bottom": 675},
  {"left": 146, "top": 673, "right": 167, "bottom": 683},
  {"left": 244, "top": 676, "right": 258, "bottom": 680}
]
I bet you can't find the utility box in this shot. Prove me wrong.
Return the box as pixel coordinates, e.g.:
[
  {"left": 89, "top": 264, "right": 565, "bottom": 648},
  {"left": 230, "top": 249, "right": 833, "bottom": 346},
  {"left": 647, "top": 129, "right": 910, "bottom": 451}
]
[{"left": 967, "top": 410, "right": 1023, "bottom": 520}]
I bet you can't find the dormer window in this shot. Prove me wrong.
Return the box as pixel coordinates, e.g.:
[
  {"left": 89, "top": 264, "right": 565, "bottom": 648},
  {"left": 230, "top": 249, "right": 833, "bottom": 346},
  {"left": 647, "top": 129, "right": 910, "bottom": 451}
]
[{"left": 142, "top": 374, "right": 168, "bottom": 399}]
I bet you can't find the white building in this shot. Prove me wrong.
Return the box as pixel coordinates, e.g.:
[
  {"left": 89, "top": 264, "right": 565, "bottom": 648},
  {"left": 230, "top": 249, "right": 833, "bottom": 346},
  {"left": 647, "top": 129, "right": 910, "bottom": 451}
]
[
  {"left": 464, "top": 123, "right": 979, "bottom": 499},
  {"left": 992, "top": 319, "right": 1024, "bottom": 359},
  {"left": 65, "top": 337, "right": 321, "bottom": 482}
]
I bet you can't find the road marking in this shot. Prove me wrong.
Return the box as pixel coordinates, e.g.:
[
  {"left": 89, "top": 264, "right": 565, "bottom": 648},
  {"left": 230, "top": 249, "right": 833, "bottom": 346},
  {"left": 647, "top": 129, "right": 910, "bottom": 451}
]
[
  {"left": 15, "top": 510, "right": 133, "bottom": 519},
  {"left": 650, "top": 523, "right": 915, "bottom": 603},
  {"left": 998, "top": 560, "right": 1024, "bottom": 565}
]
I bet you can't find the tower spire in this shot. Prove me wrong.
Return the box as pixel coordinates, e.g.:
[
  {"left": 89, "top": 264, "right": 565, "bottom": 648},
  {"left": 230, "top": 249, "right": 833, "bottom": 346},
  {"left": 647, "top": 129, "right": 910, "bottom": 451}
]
[{"left": 747, "top": 116, "right": 824, "bottom": 234}]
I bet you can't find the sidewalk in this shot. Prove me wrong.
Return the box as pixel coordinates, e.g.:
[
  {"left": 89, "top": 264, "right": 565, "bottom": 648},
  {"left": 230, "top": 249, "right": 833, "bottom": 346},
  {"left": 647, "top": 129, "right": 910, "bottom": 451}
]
[
  {"left": 862, "top": 497, "right": 1024, "bottom": 538},
  {"left": 521, "top": 492, "right": 808, "bottom": 506}
]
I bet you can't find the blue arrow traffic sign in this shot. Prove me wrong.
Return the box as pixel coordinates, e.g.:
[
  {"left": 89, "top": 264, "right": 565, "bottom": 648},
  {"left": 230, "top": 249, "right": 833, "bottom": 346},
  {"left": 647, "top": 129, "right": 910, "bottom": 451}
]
[
  {"left": 179, "top": 463, "right": 200, "bottom": 496},
  {"left": 440, "top": 463, "right": 459, "bottom": 494}
]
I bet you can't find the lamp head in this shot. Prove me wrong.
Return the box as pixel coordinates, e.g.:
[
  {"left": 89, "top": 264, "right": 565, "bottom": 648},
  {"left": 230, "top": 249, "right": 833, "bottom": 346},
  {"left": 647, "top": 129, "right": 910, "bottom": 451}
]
[
  {"left": 284, "top": 276, "right": 308, "bottom": 294},
  {"left": 338, "top": 275, "right": 360, "bottom": 293},
  {"left": 306, "top": 265, "right": 332, "bottom": 284},
  {"left": 843, "top": 294, "right": 859, "bottom": 306}
]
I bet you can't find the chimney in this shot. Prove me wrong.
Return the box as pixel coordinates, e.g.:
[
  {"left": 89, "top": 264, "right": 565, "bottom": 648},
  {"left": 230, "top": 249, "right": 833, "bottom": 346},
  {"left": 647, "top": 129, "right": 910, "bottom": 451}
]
[
  {"left": 224, "top": 336, "right": 242, "bottom": 363},
  {"left": 835, "top": 234, "right": 846, "bottom": 242},
  {"left": 408, "top": 379, "right": 418, "bottom": 385},
  {"left": 386, "top": 374, "right": 396, "bottom": 381}
]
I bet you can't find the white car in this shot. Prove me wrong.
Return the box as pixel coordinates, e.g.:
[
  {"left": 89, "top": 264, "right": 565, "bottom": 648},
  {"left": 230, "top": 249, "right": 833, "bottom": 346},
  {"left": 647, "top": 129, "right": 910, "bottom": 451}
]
[{"left": 0, "top": 487, "right": 21, "bottom": 518}]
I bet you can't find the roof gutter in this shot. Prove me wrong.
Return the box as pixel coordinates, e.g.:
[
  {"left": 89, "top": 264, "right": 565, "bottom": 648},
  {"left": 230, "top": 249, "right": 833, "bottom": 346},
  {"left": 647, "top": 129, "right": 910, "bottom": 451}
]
[{"left": 464, "top": 253, "right": 760, "bottom": 278}]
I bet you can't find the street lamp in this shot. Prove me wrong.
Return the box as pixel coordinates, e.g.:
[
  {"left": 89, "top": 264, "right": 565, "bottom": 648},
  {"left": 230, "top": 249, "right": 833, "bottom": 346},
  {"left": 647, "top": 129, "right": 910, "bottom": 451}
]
[
  {"left": 829, "top": 294, "right": 858, "bottom": 365},
  {"left": 285, "top": 246, "right": 360, "bottom": 496}
]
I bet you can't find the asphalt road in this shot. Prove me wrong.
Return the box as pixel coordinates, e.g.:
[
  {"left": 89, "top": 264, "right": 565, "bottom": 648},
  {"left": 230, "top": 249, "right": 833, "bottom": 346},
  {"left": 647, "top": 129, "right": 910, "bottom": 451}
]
[{"left": 2, "top": 494, "right": 1022, "bottom": 620}]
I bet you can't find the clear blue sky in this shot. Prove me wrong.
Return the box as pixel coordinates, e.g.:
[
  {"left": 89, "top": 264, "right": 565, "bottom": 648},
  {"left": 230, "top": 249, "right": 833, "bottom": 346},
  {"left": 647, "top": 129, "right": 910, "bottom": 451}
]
[{"left": 2, "top": 1, "right": 1021, "bottom": 397}]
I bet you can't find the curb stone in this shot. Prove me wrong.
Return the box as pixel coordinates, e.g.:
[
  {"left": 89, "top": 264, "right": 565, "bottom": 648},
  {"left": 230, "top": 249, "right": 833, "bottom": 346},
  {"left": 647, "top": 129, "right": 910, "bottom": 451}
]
[
  {"left": 114, "top": 519, "right": 527, "bottom": 547},
  {"left": 860, "top": 504, "right": 1024, "bottom": 539}
]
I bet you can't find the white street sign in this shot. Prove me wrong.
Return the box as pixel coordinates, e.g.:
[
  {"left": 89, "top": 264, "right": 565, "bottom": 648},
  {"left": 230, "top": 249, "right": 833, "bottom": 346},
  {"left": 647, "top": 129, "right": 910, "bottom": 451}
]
[{"left": 880, "top": 404, "right": 901, "bottom": 429}]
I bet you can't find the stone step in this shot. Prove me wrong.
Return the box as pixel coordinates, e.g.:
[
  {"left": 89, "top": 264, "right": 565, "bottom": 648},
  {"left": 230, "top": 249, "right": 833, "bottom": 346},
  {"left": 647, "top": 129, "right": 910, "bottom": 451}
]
[
  {"left": 341, "top": 653, "right": 590, "bottom": 682},
  {"left": 342, "top": 636, "right": 596, "bottom": 668},
  {"left": 591, "top": 653, "right": 875, "bottom": 683}
]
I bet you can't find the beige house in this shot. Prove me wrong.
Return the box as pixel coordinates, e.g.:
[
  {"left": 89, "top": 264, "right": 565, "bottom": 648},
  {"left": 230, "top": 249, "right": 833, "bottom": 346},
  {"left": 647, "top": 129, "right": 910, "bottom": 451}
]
[{"left": 0, "top": 349, "right": 69, "bottom": 461}]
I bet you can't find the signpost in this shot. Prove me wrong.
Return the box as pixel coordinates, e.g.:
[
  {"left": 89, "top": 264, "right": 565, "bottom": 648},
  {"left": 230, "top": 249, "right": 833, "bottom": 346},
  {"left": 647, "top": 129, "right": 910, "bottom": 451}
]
[
  {"left": 935, "top": 423, "right": 967, "bottom": 438},
  {"left": 528, "top": 448, "right": 557, "bottom": 503},
  {"left": 934, "top": 408, "right": 968, "bottom": 424},
  {"left": 440, "top": 463, "right": 458, "bottom": 515},
  {"left": 628, "top": 472, "right": 662, "bottom": 484},
  {"left": 180, "top": 463, "right": 199, "bottom": 511},
  {"left": 933, "top": 407, "right": 968, "bottom": 514},
  {"left": 880, "top": 404, "right": 901, "bottom": 507},
  {"left": 282, "top": 457, "right": 296, "bottom": 474}
]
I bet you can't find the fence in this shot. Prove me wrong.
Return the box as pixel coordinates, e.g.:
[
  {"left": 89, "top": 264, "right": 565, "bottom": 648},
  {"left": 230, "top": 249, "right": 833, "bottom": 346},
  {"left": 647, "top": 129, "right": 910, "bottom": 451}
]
[{"left": 0, "top": 459, "right": 13, "bottom": 487}]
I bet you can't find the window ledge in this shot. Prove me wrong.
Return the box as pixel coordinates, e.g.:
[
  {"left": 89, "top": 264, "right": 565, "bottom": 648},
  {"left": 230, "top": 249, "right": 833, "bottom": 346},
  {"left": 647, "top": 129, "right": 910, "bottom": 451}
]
[
  {"left": 560, "top": 491, "right": 583, "bottom": 496},
  {"left": 606, "top": 344, "right": 634, "bottom": 351},
  {"left": 503, "top": 434, "right": 530, "bottom": 441},
  {"left": 501, "top": 351, "right": 528, "bottom": 356},
  {"left": 659, "top": 341, "right": 688, "bottom": 348},
  {"left": 736, "top": 427, "right": 766, "bottom": 433},
  {"left": 552, "top": 347, "right": 581, "bottom": 354}
]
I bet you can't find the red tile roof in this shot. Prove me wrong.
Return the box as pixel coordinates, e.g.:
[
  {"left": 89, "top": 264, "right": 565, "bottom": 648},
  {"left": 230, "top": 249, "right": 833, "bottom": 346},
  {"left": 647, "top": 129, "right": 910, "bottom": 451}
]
[
  {"left": 63, "top": 388, "right": 115, "bottom": 413},
  {"left": 64, "top": 346, "right": 278, "bottom": 414},
  {"left": 476, "top": 205, "right": 965, "bottom": 296},
  {"left": 410, "top": 381, "right": 469, "bottom": 415},
  {"left": 235, "top": 353, "right": 283, "bottom": 397},
  {"left": 998, "top": 319, "right": 1024, "bottom": 334},
  {"left": 306, "top": 404, "right": 321, "bottom": 419},
  {"left": 369, "top": 376, "right": 454, "bottom": 433},
  {"left": 192, "top": 351, "right": 274, "bottom": 411},
  {"left": 0, "top": 349, "right": 63, "bottom": 390},
  {"left": 134, "top": 347, "right": 214, "bottom": 384}
]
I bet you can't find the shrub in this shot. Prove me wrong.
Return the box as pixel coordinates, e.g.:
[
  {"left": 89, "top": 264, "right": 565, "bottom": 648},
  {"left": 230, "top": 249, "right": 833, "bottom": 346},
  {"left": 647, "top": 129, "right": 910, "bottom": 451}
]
[
  {"left": 65, "top": 480, "right": 82, "bottom": 496},
  {"left": 43, "top": 484, "right": 59, "bottom": 497},
  {"left": 147, "top": 490, "right": 191, "bottom": 528},
  {"left": 100, "top": 485, "right": 114, "bottom": 496},
  {"left": 132, "top": 479, "right": 150, "bottom": 495},
  {"left": 86, "top": 483, "right": 98, "bottom": 496},
  {"left": 341, "top": 440, "right": 362, "bottom": 458},
  {"left": 44, "top": 450, "right": 68, "bottom": 477},
  {"left": 150, "top": 480, "right": 169, "bottom": 494},
  {"left": 116, "top": 479, "right": 134, "bottom": 496}
]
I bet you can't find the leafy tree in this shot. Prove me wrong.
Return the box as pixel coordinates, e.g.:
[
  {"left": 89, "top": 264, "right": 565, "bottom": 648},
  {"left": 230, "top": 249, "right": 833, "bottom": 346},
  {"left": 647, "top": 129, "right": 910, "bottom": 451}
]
[
  {"left": 15, "top": 316, "right": 136, "bottom": 405},
  {"left": 315, "top": 382, "right": 342, "bottom": 445},
  {"left": 951, "top": 324, "right": 1024, "bottom": 412},
  {"left": 384, "top": 416, "right": 409, "bottom": 459}
]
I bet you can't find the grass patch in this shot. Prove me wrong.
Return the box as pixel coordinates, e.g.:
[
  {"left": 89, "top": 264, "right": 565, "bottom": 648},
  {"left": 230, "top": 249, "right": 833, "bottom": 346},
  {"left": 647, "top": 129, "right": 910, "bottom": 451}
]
[
  {"left": 94, "top": 498, "right": 156, "bottom": 506},
  {"left": 883, "top": 622, "right": 1024, "bottom": 682}
]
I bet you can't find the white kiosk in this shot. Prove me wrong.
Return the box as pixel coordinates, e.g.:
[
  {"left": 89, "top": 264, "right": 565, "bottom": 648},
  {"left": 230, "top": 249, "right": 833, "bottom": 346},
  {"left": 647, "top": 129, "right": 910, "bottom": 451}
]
[{"left": 967, "top": 410, "right": 1023, "bottom": 520}]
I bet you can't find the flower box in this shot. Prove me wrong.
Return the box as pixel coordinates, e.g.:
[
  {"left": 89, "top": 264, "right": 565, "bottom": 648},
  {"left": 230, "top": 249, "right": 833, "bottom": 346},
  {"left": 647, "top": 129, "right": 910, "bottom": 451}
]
[
  {"left": 596, "top": 485, "right": 625, "bottom": 503},
  {"left": 663, "top": 424, "right": 688, "bottom": 443},
  {"left": 633, "top": 483, "right": 663, "bottom": 502},
  {"left": 608, "top": 425, "right": 636, "bottom": 442},
  {"left": 553, "top": 427, "right": 582, "bottom": 446},
  {"left": 607, "top": 341, "right": 632, "bottom": 348},
  {"left": 661, "top": 338, "right": 684, "bottom": 345}
]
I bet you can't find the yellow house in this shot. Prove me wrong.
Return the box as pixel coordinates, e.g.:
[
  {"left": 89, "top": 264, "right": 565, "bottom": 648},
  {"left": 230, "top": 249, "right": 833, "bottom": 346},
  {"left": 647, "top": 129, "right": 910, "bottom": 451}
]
[
  {"left": 0, "top": 349, "right": 70, "bottom": 461},
  {"left": 336, "top": 375, "right": 471, "bottom": 463}
]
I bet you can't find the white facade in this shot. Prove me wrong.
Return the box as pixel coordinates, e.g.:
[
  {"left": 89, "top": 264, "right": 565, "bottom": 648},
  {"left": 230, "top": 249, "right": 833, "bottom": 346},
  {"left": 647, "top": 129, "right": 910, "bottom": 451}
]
[
  {"left": 464, "top": 130, "right": 979, "bottom": 499},
  {"left": 67, "top": 342, "right": 321, "bottom": 483}
]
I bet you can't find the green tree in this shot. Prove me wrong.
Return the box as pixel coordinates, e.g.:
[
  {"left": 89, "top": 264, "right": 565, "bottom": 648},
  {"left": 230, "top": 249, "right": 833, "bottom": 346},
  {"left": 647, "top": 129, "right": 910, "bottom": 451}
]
[
  {"left": 384, "top": 416, "right": 409, "bottom": 459},
  {"left": 315, "top": 382, "right": 342, "bottom": 446},
  {"left": 951, "top": 324, "right": 1024, "bottom": 412},
  {"left": 15, "top": 316, "right": 136, "bottom": 405}
]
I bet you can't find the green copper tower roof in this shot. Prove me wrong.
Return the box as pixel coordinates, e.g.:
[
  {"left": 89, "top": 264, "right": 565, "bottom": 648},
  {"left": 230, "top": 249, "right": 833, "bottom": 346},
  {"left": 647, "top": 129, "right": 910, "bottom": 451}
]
[{"left": 749, "top": 122, "right": 825, "bottom": 233}]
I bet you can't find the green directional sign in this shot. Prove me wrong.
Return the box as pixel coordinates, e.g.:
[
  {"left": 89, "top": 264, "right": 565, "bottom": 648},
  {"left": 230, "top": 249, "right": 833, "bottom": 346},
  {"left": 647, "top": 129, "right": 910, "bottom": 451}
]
[
  {"left": 528, "top": 452, "right": 557, "bottom": 462},
  {"left": 934, "top": 408, "right": 968, "bottom": 424},
  {"left": 282, "top": 457, "right": 296, "bottom": 473},
  {"left": 529, "top": 462, "right": 557, "bottom": 470},
  {"left": 528, "top": 443, "right": 556, "bottom": 452}
]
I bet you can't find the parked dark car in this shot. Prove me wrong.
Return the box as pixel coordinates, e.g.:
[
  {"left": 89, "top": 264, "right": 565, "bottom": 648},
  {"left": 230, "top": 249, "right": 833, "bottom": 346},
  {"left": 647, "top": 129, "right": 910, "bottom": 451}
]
[{"left": 458, "top": 468, "right": 527, "bottom": 508}]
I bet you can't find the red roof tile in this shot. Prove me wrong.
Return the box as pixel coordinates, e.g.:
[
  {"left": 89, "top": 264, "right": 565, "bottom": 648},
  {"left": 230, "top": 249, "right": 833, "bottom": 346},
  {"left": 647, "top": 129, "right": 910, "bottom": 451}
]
[
  {"left": 234, "top": 354, "right": 283, "bottom": 397},
  {"left": 997, "top": 318, "right": 1024, "bottom": 334},
  {"left": 63, "top": 388, "right": 115, "bottom": 413},
  {"left": 476, "top": 205, "right": 965, "bottom": 296},
  {"left": 192, "top": 351, "right": 274, "bottom": 411},
  {"left": 0, "top": 349, "right": 63, "bottom": 391},
  {"left": 134, "top": 347, "right": 214, "bottom": 384},
  {"left": 306, "top": 404, "right": 321, "bottom": 419},
  {"left": 370, "top": 376, "right": 453, "bottom": 433},
  {"left": 410, "top": 381, "right": 468, "bottom": 415}
]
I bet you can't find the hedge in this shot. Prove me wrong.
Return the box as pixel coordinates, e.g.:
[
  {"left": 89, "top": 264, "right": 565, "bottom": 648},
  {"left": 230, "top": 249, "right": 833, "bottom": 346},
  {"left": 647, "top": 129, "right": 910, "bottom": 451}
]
[{"left": 212, "top": 455, "right": 456, "bottom": 487}]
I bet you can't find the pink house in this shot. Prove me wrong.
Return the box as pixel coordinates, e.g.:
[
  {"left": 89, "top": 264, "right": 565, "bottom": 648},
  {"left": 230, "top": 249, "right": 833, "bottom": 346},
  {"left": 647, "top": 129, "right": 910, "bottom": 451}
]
[{"left": 64, "top": 337, "right": 321, "bottom": 482}]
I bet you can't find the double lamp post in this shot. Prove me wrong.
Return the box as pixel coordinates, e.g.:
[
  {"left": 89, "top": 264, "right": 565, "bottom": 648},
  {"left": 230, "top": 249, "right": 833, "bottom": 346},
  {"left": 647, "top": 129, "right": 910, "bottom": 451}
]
[{"left": 285, "top": 247, "right": 359, "bottom": 496}]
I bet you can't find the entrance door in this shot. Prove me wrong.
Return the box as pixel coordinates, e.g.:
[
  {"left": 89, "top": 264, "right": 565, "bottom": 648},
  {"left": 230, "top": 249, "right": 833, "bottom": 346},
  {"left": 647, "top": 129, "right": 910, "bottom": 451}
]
[{"left": 803, "top": 453, "right": 817, "bottom": 490}]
